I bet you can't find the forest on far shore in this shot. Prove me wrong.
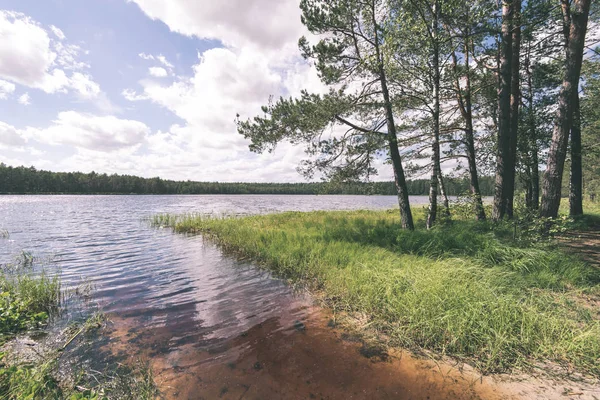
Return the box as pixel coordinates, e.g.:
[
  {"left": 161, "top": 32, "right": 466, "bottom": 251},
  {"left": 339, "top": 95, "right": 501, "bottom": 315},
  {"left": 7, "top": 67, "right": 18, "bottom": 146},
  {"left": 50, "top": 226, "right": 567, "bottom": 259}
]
[{"left": 0, "top": 163, "right": 496, "bottom": 196}]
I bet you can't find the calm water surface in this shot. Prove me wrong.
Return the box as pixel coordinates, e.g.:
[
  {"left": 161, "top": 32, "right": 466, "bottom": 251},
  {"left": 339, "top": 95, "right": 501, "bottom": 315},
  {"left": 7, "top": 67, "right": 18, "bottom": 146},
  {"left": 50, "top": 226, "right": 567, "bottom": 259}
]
[{"left": 0, "top": 195, "right": 498, "bottom": 399}]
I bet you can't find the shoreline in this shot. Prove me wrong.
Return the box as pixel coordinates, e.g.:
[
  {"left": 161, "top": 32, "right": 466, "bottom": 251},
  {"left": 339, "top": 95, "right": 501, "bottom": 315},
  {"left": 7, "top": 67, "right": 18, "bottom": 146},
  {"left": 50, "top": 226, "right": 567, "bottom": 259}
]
[
  {"left": 158, "top": 208, "right": 600, "bottom": 398},
  {"left": 103, "top": 297, "right": 514, "bottom": 399}
]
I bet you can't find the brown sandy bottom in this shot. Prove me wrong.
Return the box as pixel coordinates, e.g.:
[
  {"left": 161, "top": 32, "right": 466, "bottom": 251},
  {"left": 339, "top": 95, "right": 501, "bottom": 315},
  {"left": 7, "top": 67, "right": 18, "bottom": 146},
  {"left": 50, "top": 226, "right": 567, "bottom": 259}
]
[{"left": 96, "top": 301, "right": 596, "bottom": 400}]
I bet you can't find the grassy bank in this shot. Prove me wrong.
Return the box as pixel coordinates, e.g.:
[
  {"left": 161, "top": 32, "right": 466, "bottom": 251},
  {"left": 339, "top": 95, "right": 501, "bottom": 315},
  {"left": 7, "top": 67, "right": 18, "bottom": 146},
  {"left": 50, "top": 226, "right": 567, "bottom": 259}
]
[
  {"left": 159, "top": 208, "right": 600, "bottom": 377},
  {"left": 0, "top": 250, "right": 158, "bottom": 399},
  {"left": 0, "top": 252, "right": 61, "bottom": 345}
]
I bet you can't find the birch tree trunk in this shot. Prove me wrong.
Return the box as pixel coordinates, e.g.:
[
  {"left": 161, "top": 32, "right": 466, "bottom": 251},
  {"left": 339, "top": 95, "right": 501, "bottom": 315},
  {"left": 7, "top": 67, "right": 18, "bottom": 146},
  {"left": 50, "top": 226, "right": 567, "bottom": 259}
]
[
  {"left": 438, "top": 170, "right": 451, "bottom": 219},
  {"left": 427, "top": 0, "right": 441, "bottom": 229}
]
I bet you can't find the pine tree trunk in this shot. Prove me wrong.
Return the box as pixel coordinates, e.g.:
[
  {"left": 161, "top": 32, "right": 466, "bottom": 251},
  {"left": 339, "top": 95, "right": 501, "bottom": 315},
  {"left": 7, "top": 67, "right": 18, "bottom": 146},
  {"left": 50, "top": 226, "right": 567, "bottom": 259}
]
[
  {"left": 370, "top": 1, "right": 414, "bottom": 229},
  {"left": 493, "top": 0, "right": 514, "bottom": 221},
  {"left": 531, "top": 147, "right": 540, "bottom": 210},
  {"left": 540, "top": 0, "right": 591, "bottom": 218},
  {"left": 465, "top": 107, "right": 486, "bottom": 221},
  {"left": 525, "top": 46, "right": 540, "bottom": 211},
  {"left": 505, "top": 0, "right": 521, "bottom": 219},
  {"left": 452, "top": 37, "right": 486, "bottom": 221},
  {"left": 570, "top": 92, "right": 583, "bottom": 216},
  {"left": 385, "top": 97, "right": 415, "bottom": 230}
]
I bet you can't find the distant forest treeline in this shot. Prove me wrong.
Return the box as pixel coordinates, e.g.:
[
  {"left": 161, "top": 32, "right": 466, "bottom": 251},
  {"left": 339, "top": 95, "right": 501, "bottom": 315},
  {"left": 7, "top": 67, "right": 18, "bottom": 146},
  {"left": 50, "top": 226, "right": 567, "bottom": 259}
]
[{"left": 0, "top": 164, "right": 495, "bottom": 196}]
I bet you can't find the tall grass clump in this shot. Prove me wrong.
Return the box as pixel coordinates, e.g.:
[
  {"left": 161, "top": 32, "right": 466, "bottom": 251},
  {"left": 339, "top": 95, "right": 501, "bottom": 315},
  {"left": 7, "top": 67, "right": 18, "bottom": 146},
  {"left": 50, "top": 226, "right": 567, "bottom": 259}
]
[
  {"left": 149, "top": 213, "right": 183, "bottom": 228},
  {"left": 170, "top": 210, "right": 600, "bottom": 376},
  {"left": 149, "top": 212, "right": 234, "bottom": 229},
  {"left": 0, "top": 254, "right": 61, "bottom": 343}
]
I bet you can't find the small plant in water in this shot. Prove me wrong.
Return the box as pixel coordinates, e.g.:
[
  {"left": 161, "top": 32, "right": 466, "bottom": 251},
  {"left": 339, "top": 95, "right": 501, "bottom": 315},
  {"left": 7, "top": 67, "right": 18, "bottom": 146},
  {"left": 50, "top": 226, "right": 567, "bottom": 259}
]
[
  {"left": 0, "top": 265, "right": 61, "bottom": 342},
  {"left": 0, "top": 250, "right": 158, "bottom": 399}
]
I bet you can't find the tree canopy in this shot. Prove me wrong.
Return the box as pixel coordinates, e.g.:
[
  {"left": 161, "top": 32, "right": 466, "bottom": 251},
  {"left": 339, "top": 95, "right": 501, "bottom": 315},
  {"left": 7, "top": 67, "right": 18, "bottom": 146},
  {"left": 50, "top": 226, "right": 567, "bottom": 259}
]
[{"left": 237, "top": 0, "right": 598, "bottom": 228}]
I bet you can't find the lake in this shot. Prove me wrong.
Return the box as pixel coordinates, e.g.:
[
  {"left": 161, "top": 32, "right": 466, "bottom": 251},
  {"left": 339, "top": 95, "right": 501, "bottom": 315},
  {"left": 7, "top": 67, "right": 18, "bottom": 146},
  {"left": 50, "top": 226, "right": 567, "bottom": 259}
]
[
  {"left": 0, "top": 195, "right": 496, "bottom": 399},
  {"left": 0, "top": 195, "right": 426, "bottom": 315}
]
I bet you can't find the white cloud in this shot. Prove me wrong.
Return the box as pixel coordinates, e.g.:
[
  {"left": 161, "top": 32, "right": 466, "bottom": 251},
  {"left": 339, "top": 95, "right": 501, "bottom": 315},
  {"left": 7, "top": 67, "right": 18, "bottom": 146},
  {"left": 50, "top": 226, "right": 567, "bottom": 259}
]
[
  {"left": 127, "top": 47, "right": 285, "bottom": 150},
  {"left": 0, "top": 11, "right": 100, "bottom": 98},
  {"left": 119, "top": 42, "right": 324, "bottom": 181},
  {"left": 156, "top": 55, "right": 173, "bottom": 69},
  {"left": 70, "top": 72, "right": 101, "bottom": 99},
  {"left": 128, "top": 0, "right": 305, "bottom": 50},
  {"left": 148, "top": 67, "right": 168, "bottom": 77},
  {"left": 119, "top": 0, "right": 327, "bottom": 181},
  {"left": 41, "top": 139, "right": 307, "bottom": 182},
  {"left": 53, "top": 41, "right": 90, "bottom": 70},
  {"left": 122, "top": 88, "right": 148, "bottom": 101},
  {"left": 2, "top": 1, "right": 329, "bottom": 182},
  {"left": 18, "top": 93, "right": 31, "bottom": 105},
  {"left": 0, "top": 79, "right": 15, "bottom": 99},
  {"left": 0, "top": 11, "right": 55, "bottom": 87},
  {"left": 139, "top": 52, "right": 173, "bottom": 69},
  {"left": 0, "top": 121, "right": 26, "bottom": 147},
  {"left": 0, "top": 113, "right": 310, "bottom": 181},
  {"left": 49, "top": 25, "right": 65, "bottom": 40},
  {"left": 34, "top": 111, "right": 150, "bottom": 152}
]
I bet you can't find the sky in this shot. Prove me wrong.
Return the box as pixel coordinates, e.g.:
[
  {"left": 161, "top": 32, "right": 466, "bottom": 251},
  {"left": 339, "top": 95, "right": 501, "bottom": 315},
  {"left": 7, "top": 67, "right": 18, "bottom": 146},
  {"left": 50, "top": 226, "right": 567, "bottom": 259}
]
[{"left": 0, "top": 0, "right": 351, "bottom": 182}]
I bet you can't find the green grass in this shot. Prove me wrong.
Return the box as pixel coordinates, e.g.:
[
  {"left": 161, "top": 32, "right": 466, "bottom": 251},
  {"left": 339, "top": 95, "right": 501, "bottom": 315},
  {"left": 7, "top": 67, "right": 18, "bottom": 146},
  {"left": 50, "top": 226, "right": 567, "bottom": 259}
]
[
  {"left": 0, "top": 352, "right": 64, "bottom": 400},
  {"left": 557, "top": 200, "right": 600, "bottom": 229},
  {"left": 0, "top": 348, "right": 158, "bottom": 400},
  {"left": 0, "top": 254, "right": 61, "bottom": 344},
  {"left": 579, "top": 201, "right": 600, "bottom": 226},
  {"left": 166, "top": 209, "right": 600, "bottom": 377}
]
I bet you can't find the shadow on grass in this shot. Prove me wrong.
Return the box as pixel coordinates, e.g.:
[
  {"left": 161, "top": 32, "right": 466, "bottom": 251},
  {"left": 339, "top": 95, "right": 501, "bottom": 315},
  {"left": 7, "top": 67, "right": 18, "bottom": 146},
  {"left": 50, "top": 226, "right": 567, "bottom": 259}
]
[{"left": 315, "top": 212, "right": 600, "bottom": 289}]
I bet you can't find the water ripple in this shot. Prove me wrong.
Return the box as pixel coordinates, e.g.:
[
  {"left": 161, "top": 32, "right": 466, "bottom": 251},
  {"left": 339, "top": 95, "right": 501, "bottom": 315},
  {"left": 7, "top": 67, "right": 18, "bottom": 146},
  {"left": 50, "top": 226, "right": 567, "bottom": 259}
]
[{"left": 0, "top": 194, "right": 426, "bottom": 345}]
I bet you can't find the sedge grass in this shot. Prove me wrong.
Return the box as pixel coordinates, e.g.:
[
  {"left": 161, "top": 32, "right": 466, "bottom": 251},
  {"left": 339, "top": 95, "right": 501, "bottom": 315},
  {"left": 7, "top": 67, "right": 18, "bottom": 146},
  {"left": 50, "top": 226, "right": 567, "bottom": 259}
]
[
  {"left": 0, "top": 257, "right": 61, "bottom": 342},
  {"left": 168, "top": 209, "right": 600, "bottom": 376}
]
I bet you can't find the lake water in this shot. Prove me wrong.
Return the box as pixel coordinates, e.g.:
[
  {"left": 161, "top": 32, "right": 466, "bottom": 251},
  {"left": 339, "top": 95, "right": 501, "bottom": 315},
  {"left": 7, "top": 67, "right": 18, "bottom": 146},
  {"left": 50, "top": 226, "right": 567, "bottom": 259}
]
[
  {"left": 0, "top": 195, "right": 500, "bottom": 399},
  {"left": 0, "top": 195, "right": 423, "bottom": 315}
]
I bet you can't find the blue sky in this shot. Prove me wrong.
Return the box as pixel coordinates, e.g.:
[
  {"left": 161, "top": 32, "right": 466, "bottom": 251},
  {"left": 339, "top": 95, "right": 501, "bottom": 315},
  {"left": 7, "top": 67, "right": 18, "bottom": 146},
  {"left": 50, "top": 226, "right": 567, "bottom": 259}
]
[
  {"left": 0, "top": 0, "right": 340, "bottom": 182},
  {"left": 1, "top": 0, "right": 203, "bottom": 128}
]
